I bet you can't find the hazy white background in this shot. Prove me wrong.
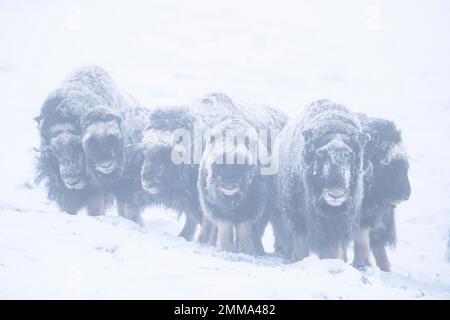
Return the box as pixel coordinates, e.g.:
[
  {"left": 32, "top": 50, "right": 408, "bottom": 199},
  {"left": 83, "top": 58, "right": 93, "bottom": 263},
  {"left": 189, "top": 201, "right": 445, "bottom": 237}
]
[{"left": 0, "top": 0, "right": 449, "bottom": 299}]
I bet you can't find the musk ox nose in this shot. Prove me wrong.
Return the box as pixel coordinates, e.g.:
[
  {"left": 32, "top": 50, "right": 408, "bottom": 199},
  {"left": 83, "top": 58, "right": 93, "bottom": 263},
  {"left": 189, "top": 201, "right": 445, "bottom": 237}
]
[
  {"left": 95, "top": 160, "right": 115, "bottom": 174},
  {"left": 62, "top": 176, "right": 85, "bottom": 190},
  {"left": 328, "top": 188, "right": 345, "bottom": 199},
  {"left": 141, "top": 178, "right": 161, "bottom": 195},
  {"left": 401, "top": 187, "right": 411, "bottom": 201},
  {"left": 322, "top": 188, "right": 347, "bottom": 207},
  {"left": 219, "top": 182, "right": 241, "bottom": 196}
]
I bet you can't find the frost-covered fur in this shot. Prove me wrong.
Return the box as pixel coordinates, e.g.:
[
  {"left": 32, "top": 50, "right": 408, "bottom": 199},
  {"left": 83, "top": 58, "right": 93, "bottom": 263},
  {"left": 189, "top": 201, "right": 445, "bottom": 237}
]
[
  {"left": 81, "top": 104, "right": 152, "bottom": 224},
  {"left": 198, "top": 119, "right": 271, "bottom": 255},
  {"left": 34, "top": 66, "right": 122, "bottom": 215},
  {"left": 139, "top": 105, "right": 205, "bottom": 240},
  {"left": 274, "top": 99, "right": 369, "bottom": 261},
  {"left": 139, "top": 93, "right": 288, "bottom": 242},
  {"left": 353, "top": 114, "right": 411, "bottom": 271}
]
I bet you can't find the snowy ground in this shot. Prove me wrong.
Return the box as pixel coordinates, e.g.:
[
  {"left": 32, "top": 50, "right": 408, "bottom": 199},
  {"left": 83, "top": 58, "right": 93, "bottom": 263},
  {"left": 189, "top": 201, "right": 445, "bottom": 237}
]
[{"left": 1, "top": 0, "right": 450, "bottom": 299}]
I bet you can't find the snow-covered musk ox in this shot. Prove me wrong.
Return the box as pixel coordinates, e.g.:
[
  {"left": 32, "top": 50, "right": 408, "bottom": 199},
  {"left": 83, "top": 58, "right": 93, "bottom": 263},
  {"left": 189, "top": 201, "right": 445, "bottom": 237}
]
[
  {"left": 35, "top": 66, "right": 127, "bottom": 215},
  {"left": 80, "top": 97, "right": 151, "bottom": 225},
  {"left": 139, "top": 93, "right": 289, "bottom": 242},
  {"left": 274, "top": 99, "right": 370, "bottom": 261},
  {"left": 197, "top": 119, "right": 273, "bottom": 255},
  {"left": 352, "top": 114, "right": 411, "bottom": 271}
]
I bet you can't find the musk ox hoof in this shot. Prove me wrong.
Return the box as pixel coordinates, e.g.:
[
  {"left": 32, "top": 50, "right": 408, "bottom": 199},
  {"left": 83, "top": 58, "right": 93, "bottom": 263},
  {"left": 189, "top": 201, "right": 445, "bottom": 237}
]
[
  {"left": 352, "top": 260, "right": 372, "bottom": 271},
  {"left": 178, "top": 217, "right": 197, "bottom": 242}
]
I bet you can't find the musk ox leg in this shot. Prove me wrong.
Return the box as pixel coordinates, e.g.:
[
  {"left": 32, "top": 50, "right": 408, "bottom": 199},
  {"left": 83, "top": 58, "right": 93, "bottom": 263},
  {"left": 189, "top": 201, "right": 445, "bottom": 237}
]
[
  {"left": 371, "top": 243, "right": 391, "bottom": 272},
  {"left": 318, "top": 242, "right": 344, "bottom": 260},
  {"left": 178, "top": 214, "right": 197, "bottom": 241},
  {"left": 60, "top": 204, "right": 79, "bottom": 216},
  {"left": 216, "top": 221, "right": 234, "bottom": 252},
  {"left": 352, "top": 228, "right": 371, "bottom": 269},
  {"left": 117, "top": 201, "right": 143, "bottom": 226},
  {"left": 272, "top": 219, "right": 290, "bottom": 257},
  {"left": 198, "top": 216, "right": 217, "bottom": 245},
  {"left": 290, "top": 232, "right": 308, "bottom": 262},
  {"left": 209, "top": 225, "right": 218, "bottom": 245},
  {"left": 252, "top": 226, "right": 266, "bottom": 256},
  {"left": 86, "top": 192, "right": 105, "bottom": 216},
  {"left": 341, "top": 244, "right": 348, "bottom": 262},
  {"left": 236, "top": 222, "right": 260, "bottom": 256}
]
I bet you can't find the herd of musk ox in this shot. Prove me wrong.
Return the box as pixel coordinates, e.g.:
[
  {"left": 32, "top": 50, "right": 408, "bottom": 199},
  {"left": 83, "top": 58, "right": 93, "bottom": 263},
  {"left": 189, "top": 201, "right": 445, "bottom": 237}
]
[{"left": 34, "top": 66, "right": 412, "bottom": 271}]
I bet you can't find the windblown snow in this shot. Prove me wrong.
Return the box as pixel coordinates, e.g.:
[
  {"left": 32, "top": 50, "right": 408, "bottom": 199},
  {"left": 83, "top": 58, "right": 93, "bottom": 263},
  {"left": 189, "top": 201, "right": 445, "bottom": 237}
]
[{"left": 1, "top": 0, "right": 450, "bottom": 299}]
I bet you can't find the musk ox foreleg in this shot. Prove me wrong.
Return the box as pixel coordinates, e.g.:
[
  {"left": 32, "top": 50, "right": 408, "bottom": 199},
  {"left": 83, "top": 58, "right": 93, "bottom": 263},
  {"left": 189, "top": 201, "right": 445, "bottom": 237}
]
[
  {"left": 117, "top": 201, "right": 143, "bottom": 226},
  {"left": 252, "top": 222, "right": 266, "bottom": 256},
  {"left": 236, "top": 221, "right": 260, "bottom": 256},
  {"left": 352, "top": 228, "right": 371, "bottom": 269},
  {"left": 59, "top": 201, "right": 82, "bottom": 216},
  {"left": 178, "top": 214, "right": 197, "bottom": 241},
  {"left": 368, "top": 211, "right": 396, "bottom": 271},
  {"left": 290, "top": 232, "right": 308, "bottom": 262},
  {"left": 86, "top": 191, "right": 105, "bottom": 216},
  {"left": 216, "top": 221, "right": 234, "bottom": 252},
  {"left": 198, "top": 215, "right": 217, "bottom": 245},
  {"left": 271, "top": 212, "right": 291, "bottom": 257},
  {"left": 318, "top": 241, "right": 346, "bottom": 260},
  {"left": 370, "top": 243, "right": 390, "bottom": 272}
]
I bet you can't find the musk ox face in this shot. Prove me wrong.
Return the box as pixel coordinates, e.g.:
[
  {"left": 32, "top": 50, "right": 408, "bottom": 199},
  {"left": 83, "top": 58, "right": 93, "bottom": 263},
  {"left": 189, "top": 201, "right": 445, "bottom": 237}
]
[
  {"left": 207, "top": 160, "right": 257, "bottom": 211},
  {"left": 83, "top": 119, "right": 124, "bottom": 183},
  {"left": 304, "top": 132, "right": 364, "bottom": 216},
  {"left": 372, "top": 144, "right": 411, "bottom": 205},
  {"left": 362, "top": 117, "right": 411, "bottom": 206},
  {"left": 140, "top": 145, "right": 178, "bottom": 197},
  {"left": 47, "top": 124, "right": 86, "bottom": 190}
]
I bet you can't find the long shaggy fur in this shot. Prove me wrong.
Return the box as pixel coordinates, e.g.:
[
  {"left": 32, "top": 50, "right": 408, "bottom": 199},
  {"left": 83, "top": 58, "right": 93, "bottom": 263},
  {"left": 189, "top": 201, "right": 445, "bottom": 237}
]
[
  {"left": 34, "top": 66, "right": 122, "bottom": 215},
  {"left": 353, "top": 114, "right": 411, "bottom": 271},
  {"left": 274, "top": 99, "right": 368, "bottom": 261},
  {"left": 198, "top": 119, "right": 273, "bottom": 255},
  {"left": 139, "top": 92, "right": 288, "bottom": 242}
]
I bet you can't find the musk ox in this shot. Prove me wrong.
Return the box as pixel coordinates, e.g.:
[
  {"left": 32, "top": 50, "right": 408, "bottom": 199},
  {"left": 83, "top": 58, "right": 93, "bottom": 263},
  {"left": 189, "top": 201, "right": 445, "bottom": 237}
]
[
  {"left": 274, "top": 99, "right": 370, "bottom": 261},
  {"left": 139, "top": 105, "right": 203, "bottom": 241},
  {"left": 35, "top": 65, "right": 125, "bottom": 215},
  {"left": 352, "top": 114, "right": 411, "bottom": 271},
  {"left": 139, "top": 93, "right": 289, "bottom": 242},
  {"left": 198, "top": 119, "right": 273, "bottom": 255},
  {"left": 81, "top": 103, "right": 152, "bottom": 225}
]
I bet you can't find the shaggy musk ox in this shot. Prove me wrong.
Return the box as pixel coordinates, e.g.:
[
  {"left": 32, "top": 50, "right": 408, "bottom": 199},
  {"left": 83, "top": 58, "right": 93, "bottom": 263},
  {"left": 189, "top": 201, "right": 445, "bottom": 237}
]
[
  {"left": 139, "top": 93, "right": 288, "bottom": 242},
  {"left": 81, "top": 102, "right": 152, "bottom": 225},
  {"left": 352, "top": 114, "right": 411, "bottom": 271},
  {"left": 197, "top": 119, "right": 272, "bottom": 255},
  {"left": 139, "top": 106, "right": 202, "bottom": 240},
  {"left": 274, "top": 99, "right": 370, "bottom": 261},
  {"left": 35, "top": 66, "right": 126, "bottom": 215}
]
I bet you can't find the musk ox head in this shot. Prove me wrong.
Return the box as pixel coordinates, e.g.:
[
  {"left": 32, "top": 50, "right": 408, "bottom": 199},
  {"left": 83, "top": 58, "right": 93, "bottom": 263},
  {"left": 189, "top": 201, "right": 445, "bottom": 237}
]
[
  {"left": 204, "top": 144, "right": 258, "bottom": 212},
  {"left": 140, "top": 106, "right": 199, "bottom": 198},
  {"left": 201, "top": 119, "right": 263, "bottom": 215},
  {"left": 140, "top": 138, "right": 179, "bottom": 197},
  {"left": 363, "top": 118, "right": 411, "bottom": 205},
  {"left": 44, "top": 123, "right": 87, "bottom": 190},
  {"left": 302, "top": 121, "right": 370, "bottom": 217},
  {"left": 82, "top": 106, "right": 125, "bottom": 184}
]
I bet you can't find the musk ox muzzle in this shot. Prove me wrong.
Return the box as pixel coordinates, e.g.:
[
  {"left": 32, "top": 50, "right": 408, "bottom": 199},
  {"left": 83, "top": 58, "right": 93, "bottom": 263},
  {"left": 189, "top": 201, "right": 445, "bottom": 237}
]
[
  {"left": 83, "top": 123, "right": 124, "bottom": 178},
  {"left": 141, "top": 176, "right": 164, "bottom": 195},
  {"left": 308, "top": 139, "right": 357, "bottom": 213},
  {"left": 60, "top": 170, "right": 86, "bottom": 190}
]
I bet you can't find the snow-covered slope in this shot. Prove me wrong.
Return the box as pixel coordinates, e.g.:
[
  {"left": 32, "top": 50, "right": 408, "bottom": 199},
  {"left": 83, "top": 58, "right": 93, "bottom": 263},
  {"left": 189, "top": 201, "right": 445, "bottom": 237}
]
[{"left": 1, "top": 0, "right": 450, "bottom": 299}]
